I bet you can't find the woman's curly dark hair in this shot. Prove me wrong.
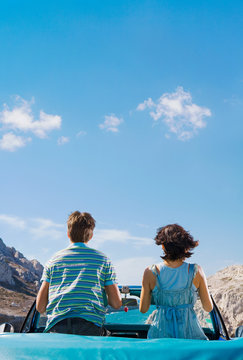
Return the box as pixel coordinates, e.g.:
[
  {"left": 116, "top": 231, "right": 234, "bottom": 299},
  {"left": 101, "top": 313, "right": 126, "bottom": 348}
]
[{"left": 155, "top": 224, "right": 199, "bottom": 261}]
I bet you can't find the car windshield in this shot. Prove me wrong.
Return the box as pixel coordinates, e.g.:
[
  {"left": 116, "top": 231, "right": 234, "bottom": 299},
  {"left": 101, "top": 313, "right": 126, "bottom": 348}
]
[
  {"left": 37, "top": 296, "right": 214, "bottom": 336},
  {"left": 105, "top": 297, "right": 214, "bottom": 331}
]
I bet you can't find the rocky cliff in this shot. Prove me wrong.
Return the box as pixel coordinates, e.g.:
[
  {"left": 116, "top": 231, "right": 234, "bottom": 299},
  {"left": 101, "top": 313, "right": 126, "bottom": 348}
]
[
  {"left": 0, "top": 238, "right": 44, "bottom": 331},
  {"left": 0, "top": 238, "right": 43, "bottom": 293},
  {"left": 207, "top": 264, "right": 243, "bottom": 336}
]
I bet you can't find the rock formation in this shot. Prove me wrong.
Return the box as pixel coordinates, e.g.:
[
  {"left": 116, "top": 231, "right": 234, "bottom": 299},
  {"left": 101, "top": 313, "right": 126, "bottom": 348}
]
[
  {"left": 0, "top": 237, "right": 43, "bottom": 293},
  {"left": 0, "top": 238, "right": 44, "bottom": 331},
  {"left": 207, "top": 264, "right": 243, "bottom": 336}
]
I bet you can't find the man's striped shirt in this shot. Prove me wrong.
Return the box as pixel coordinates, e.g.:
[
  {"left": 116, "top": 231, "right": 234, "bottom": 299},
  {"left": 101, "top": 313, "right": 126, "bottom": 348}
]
[{"left": 41, "top": 242, "right": 117, "bottom": 331}]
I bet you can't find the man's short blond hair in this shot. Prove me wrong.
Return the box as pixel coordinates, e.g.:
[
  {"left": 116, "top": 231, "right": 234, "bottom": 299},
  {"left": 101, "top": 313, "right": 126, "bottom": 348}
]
[{"left": 67, "top": 211, "right": 95, "bottom": 243}]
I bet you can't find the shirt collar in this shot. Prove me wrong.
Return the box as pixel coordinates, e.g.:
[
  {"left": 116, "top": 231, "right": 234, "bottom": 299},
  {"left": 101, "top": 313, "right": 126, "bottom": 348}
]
[{"left": 68, "top": 242, "right": 88, "bottom": 248}]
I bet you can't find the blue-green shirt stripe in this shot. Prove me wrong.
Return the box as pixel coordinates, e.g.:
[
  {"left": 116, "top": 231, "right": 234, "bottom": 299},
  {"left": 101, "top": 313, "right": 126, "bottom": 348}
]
[{"left": 41, "top": 242, "right": 117, "bottom": 331}]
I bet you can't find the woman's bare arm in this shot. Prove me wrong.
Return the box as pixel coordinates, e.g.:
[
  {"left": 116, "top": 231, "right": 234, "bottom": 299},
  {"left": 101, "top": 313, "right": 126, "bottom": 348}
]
[
  {"left": 194, "top": 265, "right": 213, "bottom": 312},
  {"left": 139, "top": 268, "right": 156, "bottom": 313}
]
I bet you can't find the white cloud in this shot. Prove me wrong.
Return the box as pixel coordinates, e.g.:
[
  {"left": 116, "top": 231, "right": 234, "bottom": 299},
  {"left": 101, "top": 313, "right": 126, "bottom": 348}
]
[
  {"left": 1, "top": 214, "right": 151, "bottom": 247},
  {"left": 0, "top": 97, "right": 61, "bottom": 138},
  {"left": 0, "top": 96, "right": 62, "bottom": 151},
  {"left": 29, "top": 218, "right": 65, "bottom": 240},
  {"left": 137, "top": 98, "right": 154, "bottom": 111},
  {"left": 93, "top": 228, "right": 151, "bottom": 247},
  {"left": 0, "top": 132, "right": 31, "bottom": 151},
  {"left": 0, "top": 214, "right": 26, "bottom": 229},
  {"left": 57, "top": 136, "right": 69, "bottom": 145},
  {"left": 76, "top": 131, "right": 87, "bottom": 137},
  {"left": 32, "top": 111, "right": 62, "bottom": 139},
  {"left": 99, "top": 114, "right": 123, "bottom": 133},
  {"left": 114, "top": 257, "right": 156, "bottom": 284},
  {"left": 0, "top": 213, "right": 65, "bottom": 240},
  {"left": 137, "top": 87, "right": 211, "bottom": 141}
]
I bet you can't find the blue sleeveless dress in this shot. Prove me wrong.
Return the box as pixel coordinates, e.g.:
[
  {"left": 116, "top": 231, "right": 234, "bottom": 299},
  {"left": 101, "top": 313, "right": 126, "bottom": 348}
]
[{"left": 147, "top": 262, "right": 208, "bottom": 340}]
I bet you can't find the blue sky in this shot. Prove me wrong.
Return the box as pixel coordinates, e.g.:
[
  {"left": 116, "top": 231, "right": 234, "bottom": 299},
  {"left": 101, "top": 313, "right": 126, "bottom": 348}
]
[{"left": 0, "top": 0, "right": 242, "bottom": 284}]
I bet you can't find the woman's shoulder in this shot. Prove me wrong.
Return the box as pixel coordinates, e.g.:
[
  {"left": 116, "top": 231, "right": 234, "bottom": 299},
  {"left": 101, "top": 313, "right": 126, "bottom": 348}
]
[
  {"left": 195, "top": 264, "right": 207, "bottom": 280},
  {"left": 188, "top": 263, "right": 204, "bottom": 275},
  {"left": 147, "top": 264, "right": 160, "bottom": 276},
  {"left": 185, "top": 262, "right": 201, "bottom": 272},
  {"left": 143, "top": 265, "right": 157, "bottom": 277},
  {"left": 191, "top": 263, "right": 207, "bottom": 288},
  {"left": 142, "top": 265, "right": 157, "bottom": 290}
]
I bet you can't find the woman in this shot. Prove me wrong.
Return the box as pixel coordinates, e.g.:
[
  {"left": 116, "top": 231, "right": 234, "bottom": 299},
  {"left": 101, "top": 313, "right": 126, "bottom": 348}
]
[{"left": 140, "top": 224, "right": 213, "bottom": 339}]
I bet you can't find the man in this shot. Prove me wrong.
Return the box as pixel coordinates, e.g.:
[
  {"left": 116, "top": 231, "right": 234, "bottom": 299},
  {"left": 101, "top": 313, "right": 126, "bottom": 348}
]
[{"left": 36, "top": 211, "right": 121, "bottom": 335}]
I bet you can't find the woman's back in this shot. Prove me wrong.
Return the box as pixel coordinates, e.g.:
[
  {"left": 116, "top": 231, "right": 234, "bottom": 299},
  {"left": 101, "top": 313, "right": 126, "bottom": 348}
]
[
  {"left": 147, "top": 262, "right": 208, "bottom": 340},
  {"left": 157, "top": 262, "right": 194, "bottom": 290}
]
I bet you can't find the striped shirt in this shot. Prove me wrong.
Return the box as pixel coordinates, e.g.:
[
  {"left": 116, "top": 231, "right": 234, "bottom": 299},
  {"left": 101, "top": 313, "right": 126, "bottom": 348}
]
[{"left": 41, "top": 242, "right": 117, "bottom": 331}]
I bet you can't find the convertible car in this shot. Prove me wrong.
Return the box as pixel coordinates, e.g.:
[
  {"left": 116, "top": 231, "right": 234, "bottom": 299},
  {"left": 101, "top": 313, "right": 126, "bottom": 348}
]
[{"left": 0, "top": 286, "right": 242, "bottom": 360}]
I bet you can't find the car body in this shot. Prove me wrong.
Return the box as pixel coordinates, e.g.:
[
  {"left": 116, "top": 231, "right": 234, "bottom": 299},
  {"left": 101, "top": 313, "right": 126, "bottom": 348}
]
[{"left": 0, "top": 286, "right": 243, "bottom": 360}]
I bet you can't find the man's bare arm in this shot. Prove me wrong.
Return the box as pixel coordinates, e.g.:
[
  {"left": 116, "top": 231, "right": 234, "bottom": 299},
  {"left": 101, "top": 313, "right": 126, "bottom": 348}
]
[
  {"left": 105, "top": 284, "right": 122, "bottom": 309},
  {"left": 36, "top": 281, "right": 49, "bottom": 314}
]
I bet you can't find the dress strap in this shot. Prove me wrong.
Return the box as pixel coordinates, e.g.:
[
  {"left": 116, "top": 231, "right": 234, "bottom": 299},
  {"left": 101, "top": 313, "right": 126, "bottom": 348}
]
[
  {"left": 150, "top": 264, "right": 162, "bottom": 289},
  {"left": 150, "top": 264, "right": 157, "bottom": 277},
  {"left": 187, "top": 263, "right": 198, "bottom": 287}
]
